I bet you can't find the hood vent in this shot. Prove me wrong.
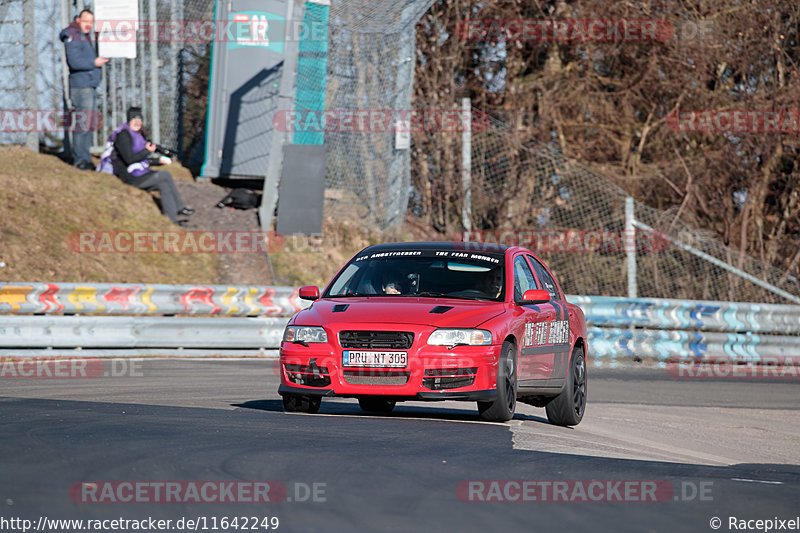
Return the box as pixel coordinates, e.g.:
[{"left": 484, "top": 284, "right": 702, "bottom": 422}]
[
  {"left": 332, "top": 304, "right": 349, "bottom": 313},
  {"left": 429, "top": 305, "right": 454, "bottom": 314}
]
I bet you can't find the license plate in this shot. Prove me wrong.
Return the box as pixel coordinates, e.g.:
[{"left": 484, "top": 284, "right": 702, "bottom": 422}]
[{"left": 342, "top": 350, "right": 407, "bottom": 368}]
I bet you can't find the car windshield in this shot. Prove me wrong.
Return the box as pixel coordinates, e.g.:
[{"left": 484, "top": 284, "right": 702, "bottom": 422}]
[{"left": 324, "top": 250, "right": 505, "bottom": 301}]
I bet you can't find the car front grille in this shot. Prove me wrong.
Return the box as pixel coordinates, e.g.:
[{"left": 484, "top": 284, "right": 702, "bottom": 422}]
[
  {"left": 343, "top": 370, "right": 410, "bottom": 386},
  {"left": 339, "top": 330, "right": 414, "bottom": 350}
]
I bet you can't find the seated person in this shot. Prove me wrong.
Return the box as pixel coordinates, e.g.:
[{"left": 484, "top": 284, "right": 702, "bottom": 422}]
[{"left": 98, "top": 107, "right": 193, "bottom": 225}]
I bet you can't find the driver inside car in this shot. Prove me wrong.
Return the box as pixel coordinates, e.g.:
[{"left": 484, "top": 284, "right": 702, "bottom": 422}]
[
  {"left": 381, "top": 271, "right": 404, "bottom": 295},
  {"left": 481, "top": 267, "right": 504, "bottom": 299}
]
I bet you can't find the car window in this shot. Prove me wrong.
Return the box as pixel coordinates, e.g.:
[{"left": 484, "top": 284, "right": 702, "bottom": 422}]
[
  {"left": 527, "top": 255, "right": 560, "bottom": 300},
  {"left": 323, "top": 252, "right": 505, "bottom": 301},
  {"left": 328, "top": 264, "right": 359, "bottom": 295},
  {"left": 513, "top": 256, "right": 539, "bottom": 302}
]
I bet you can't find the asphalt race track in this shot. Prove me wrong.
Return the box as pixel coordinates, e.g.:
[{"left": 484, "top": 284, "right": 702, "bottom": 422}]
[{"left": 1, "top": 359, "right": 798, "bottom": 533}]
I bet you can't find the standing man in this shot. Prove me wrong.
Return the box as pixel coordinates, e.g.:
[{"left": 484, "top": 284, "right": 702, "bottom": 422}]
[{"left": 60, "top": 9, "right": 109, "bottom": 170}]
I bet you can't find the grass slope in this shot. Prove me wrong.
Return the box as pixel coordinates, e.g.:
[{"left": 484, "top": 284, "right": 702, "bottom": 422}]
[
  {"left": 0, "top": 146, "right": 437, "bottom": 286},
  {"left": 0, "top": 146, "right": 216, "bottom": 284}
]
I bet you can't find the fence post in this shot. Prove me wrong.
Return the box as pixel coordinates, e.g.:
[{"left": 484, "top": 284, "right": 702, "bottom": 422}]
[
  {"left": 148, "top": 0, "right": 160, "bottom": 143},
  {"left": 59, "top": 0, "right": 73, "bottom": 157},
  {"left": 169, "top": 0, "right": 182, "bottom": 149},
  {"left": 22, "top": 0, "right": 38, "bottom": 152},
  {"left": 625, "top": 196, "right": 637, "bottom": 298},
  {"left": 177, "top": 49, "right": 185, "bottom": 160},
  {"left": 121, "top": 59, "right": 128, "bottom": 116},
  {"left": 100, "top": 59, "right": 109, "bottom": 144},
  {"left": 138, "top": 0, "right": 147, "bottom": 120},
  {"left": 461, "top": 97, "right": 472, "bottom": 232},
  {"left": 110, "top": 59, "right": 118, "bottom": 130}
]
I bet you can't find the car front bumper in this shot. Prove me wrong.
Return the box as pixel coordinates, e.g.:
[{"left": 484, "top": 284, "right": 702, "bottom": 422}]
[
  {"left": 278, "top": 336, "right": 502, "bottom": 401},
  {"left": 278, "top": 383, "right": 499, "bottom": 402}
]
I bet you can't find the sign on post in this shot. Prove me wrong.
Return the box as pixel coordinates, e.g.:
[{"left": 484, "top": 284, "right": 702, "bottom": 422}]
[{"left": 94, "top": 0, "right": 139, "bottom": 59}]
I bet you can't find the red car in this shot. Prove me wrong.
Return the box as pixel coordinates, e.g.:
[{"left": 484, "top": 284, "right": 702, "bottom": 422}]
[{"left": 278, "top": 242, "right": 588, "bottom": 424}]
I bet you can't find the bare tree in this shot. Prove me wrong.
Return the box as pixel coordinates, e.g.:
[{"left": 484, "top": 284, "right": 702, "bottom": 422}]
[{"left": 413, "top": 0, "right": 800, "bottom": 283}]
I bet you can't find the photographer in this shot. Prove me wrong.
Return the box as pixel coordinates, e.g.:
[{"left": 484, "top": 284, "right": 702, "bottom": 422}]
[{"left": 99, "top": 107, "right": 194, "bottom": 225}]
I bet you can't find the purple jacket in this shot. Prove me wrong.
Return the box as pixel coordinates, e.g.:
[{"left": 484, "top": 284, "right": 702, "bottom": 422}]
[{"left": 98, "top": 123, "right": 151, "bottom": 182}]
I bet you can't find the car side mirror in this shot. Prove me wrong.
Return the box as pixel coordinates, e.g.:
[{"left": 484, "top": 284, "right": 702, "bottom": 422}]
[
  {"left": 299, "top": 285, "right": 320, "bottom": 301},
  {"left": 519, "top": 289, "right": 550, "bottom": 305}
]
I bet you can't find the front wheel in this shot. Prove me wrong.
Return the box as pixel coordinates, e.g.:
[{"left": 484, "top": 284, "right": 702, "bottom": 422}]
[
  {"left": 545, "top": 346, "right": 586, "bottom": 426},
  {"left": 282, "top": 394, "right": 321, "bottom": 414},
  {"left": 477, "top": 341, "right": 517, "bottom": 422}
]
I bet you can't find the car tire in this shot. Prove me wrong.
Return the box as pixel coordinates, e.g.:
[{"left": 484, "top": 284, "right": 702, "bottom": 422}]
[
  {"left": 358, "top": 397, "right": 396, "bottom": 413},
  {"left": 282, "top": 394, "right": 321, "bottom": 414},
  {"left": 477, "top": 341, "right": 517, "bottom": 422},
  {"left": 545, "top": 345, "right": 587, "bottom": 426}
]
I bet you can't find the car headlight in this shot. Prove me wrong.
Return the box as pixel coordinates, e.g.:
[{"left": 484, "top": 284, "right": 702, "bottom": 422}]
[
  {"left": 284, "top": 325, "right": 328, "bottom": 343},
  {"left": 427, "top": 328, "right": 492, "bottom": 346}
]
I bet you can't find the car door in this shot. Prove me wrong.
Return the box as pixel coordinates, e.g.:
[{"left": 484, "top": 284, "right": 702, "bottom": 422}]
[
  {"left": 525, "top": 254, "right": 571, "bottom": 381},
  {"left": 512, "top": 254, "right": 555, "bottom": 381}
]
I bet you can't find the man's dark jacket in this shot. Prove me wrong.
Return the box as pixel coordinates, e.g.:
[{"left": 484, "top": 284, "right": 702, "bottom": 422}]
[{"left": 59, "top": 22, "right": 101, "bottom": 88}]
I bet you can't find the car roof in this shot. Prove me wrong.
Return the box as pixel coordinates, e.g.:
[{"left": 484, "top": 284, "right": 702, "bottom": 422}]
[{"left": 360, "top": 241, "right": 512, "bottom": 254}]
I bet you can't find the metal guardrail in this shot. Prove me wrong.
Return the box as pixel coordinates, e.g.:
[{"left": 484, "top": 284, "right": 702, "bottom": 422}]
[
  {"left": 0, "top": 316, "right": 287, "bottom": 349},
  {"left": 1, "top": 283, "right": 798, "bottom": 362},
  {"left": 0, "top": 282, "right": 308, "bottom": 317},
  {"left": 572, "top": 295, "right": 800, "bottom": 362},
  {"left": 587, "top": 326, "right": 798, "bottom": 362},
  {"left": 570, "top": 295, "right": 800, "bottom": 334}
]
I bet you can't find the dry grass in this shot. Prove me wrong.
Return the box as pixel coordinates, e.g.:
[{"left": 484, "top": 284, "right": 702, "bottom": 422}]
[
  {"left": 269, "top": 217, "right": 435, "bottom": 288},
  {"left": 0, "top": 145, "right": 216, "bottom": 284},
  {"left": 0, "top": 146, "right": 437, "bottom": 286}
]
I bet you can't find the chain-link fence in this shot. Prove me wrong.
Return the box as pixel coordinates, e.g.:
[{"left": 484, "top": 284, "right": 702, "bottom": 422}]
[
  {"left": 0, "top": 0, "right": 48, "bottom": 150},
  {"left": 410, "top": 110, "right": 800, "bottom": 304},
  {"left": 0, "top": 0, "right": 212, "bottom": 158},
  {"left": 0, "top": 2, "right": 25, "bottom": 146},
  {"left": 98, "top": 0, "right": 214, "bottom": 154},
  {"left": 316, "top": 0, "right": 435, "bottom": 229}
]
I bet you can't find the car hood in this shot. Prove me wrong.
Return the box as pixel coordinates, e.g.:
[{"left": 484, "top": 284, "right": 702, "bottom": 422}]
[{"left": 294, "top": 297, "right": 505, "bottom": 328}]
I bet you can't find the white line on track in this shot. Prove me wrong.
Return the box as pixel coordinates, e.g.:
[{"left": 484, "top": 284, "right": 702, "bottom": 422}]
[{"left": 731, "top": 478, "right": 784, "bottom": 485}]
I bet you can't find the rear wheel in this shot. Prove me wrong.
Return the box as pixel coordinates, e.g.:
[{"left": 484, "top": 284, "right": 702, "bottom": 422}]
[
  {"left": 545, "top": 346, "right": 586, "bottom": 426},
  {"left": 477, "top": 341, "right": 517, "bottom": 422},
  {"left": 358, "top": 397, "right": 396, "bottom": 413},
  {"left": 282, "top": 394, "right": 321, "bottom": 414}
]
